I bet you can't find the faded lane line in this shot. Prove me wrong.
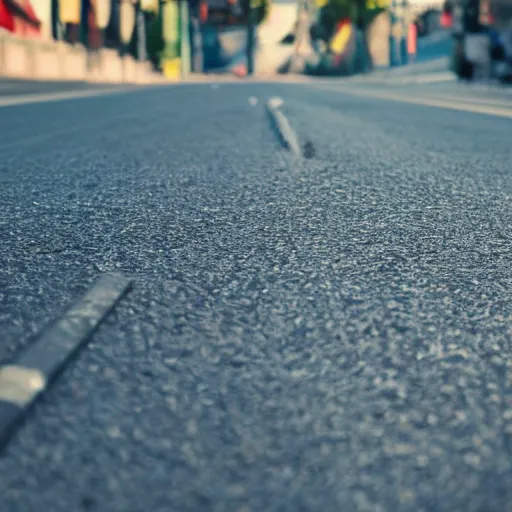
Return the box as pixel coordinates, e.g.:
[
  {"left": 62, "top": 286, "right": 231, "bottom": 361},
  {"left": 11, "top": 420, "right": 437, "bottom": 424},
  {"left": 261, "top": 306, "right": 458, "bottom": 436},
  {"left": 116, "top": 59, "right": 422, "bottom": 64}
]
[
  {"left": 416, "top": 92, "right": 512, "bottom": 109},
  {"left": 0, "top": 273, "right": 132, "bottom": 450},
  {"left": 266, "top": 97, "right": 301, "bottom": 157},
  {"left": 0, "top": 86, "right": 139, "bottom": 108},
  {"left": 387, "top": 72, "right": 456, "bottom": 85},
  {"left": 307, "top": 83, "right": 512, "bottom": 119}
]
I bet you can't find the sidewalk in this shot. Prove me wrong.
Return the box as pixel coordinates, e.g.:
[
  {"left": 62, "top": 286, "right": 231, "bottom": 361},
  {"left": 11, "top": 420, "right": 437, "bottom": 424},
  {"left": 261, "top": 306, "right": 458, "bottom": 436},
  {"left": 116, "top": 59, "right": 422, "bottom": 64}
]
[
  {"left": 0, "top": 31, "right": 166, "bottom": 86},
  {"left": 348, "top": 56, "right": 512, "bottom": 92},
  {"left": 346, "top": 57, "right": 455, "bottom": 85}
]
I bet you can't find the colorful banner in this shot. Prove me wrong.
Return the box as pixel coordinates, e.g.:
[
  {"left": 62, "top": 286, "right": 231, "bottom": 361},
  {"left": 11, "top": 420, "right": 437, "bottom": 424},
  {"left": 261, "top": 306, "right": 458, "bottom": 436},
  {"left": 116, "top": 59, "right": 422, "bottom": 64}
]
[
  {"left": 330, "top": 19, "right": 353, "bottom": 54},
  {"left": 0, "top": 0, "right": 15, "bottom": 32},
  {"left": 162, "top": 0, "right": 179, "bottom": 45},
  {"left": 119, "top": 0, "right": 135, "bottom": 44},
  {"left": 0, "top": 0, "right": 41, "bottom": 38},
  {"left": 31, "top": 0, "right": 52, "bottom": 39},
  {"left": 59, "top": 0, "right": 80, "bottom": 24},
  {"left": 93, "top": 0, "right": 112, "bottom": 29},
  {"left": 141, "top": 0, "right": 159, "bottom": 13}
]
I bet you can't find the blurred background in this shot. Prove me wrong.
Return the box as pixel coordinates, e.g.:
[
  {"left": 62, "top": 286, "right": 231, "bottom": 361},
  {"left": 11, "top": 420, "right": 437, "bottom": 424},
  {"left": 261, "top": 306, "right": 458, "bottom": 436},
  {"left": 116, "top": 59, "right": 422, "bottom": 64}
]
[{"left": 0, "top": 0, "right": 511, "bottom": 85}]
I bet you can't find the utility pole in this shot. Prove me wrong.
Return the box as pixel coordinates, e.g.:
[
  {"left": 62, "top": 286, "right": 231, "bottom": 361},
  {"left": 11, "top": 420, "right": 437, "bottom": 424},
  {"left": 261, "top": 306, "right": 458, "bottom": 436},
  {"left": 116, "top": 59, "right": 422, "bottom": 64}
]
[
  {"left": 137, "top": 3, "right": 147, "bottom": 62},
  {"left": 399, "top": 0, "right": 409, "bottom": 65},
  {"left": 389, "top": 0, "right": 396, "bottom": 67},
  {"left": 80, "top": 0, "right": 90, "bottom": 49},
  {"left": 246, "top": 0, "right": 256, "bottom": 75},
  {"left": 51, "top": 0, "right": 63, "bottom": 41},
  {"left": 464, "top": 0, "right": 481, "bottom": 33},
  {"left": 190, "top": 0, "right": 204, "bottom": 73},
  {"left": 180, "top": 0, "right": 191, "bottom": 78}
]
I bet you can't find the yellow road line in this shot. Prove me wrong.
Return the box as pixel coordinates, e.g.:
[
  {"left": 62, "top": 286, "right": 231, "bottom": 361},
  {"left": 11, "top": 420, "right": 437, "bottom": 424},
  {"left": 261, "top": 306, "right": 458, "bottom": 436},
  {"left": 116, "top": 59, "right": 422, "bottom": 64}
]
[{"left": 308, "top": 83, "right": 512, "bottom": 119}]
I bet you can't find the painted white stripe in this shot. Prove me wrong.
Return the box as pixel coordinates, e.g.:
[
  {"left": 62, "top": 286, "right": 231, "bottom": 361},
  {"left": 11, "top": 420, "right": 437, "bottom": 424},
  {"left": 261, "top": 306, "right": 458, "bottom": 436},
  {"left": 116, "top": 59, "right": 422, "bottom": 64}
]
[
  {"left": 0, "top": 86, "right": 137, "bottom": 108},
  {"left": 0, "top": 273, "right": 131, "bottom": 449},
  {"left": 0, "top": 366, "right": 46, "bottom": 407},
  {"left": 266, "top": 98, "right": 301, "bottom": 157}
]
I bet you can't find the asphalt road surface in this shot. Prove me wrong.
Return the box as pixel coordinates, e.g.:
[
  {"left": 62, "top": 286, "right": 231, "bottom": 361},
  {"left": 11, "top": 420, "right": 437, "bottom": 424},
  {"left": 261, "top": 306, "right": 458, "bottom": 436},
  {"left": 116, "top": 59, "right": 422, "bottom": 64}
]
[
  {"left": 0, "top": 78, "right": 128, "bottom": 100},
  {"left": 1, "top": 78, "right": 512, "bottom": 512}
]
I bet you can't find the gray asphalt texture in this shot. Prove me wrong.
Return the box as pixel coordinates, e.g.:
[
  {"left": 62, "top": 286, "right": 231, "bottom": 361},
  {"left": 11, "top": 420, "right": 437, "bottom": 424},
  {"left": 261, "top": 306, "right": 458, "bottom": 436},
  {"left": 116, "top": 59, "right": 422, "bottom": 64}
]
[
  {"left": 0, "top": 78, "right": 124, "bottom": 99},
  {"left": 1, "top": 80, "right": 512, "bottom": 512}
]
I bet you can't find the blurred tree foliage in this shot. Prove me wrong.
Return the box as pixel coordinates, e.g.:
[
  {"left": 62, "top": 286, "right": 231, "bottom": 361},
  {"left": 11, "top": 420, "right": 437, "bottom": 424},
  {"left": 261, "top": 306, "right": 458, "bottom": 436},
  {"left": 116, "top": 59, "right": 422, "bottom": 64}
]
[
  {"left": 240, "top": 0, "right": 271, "bottom": 25},
  {"left": 145, "top": 8, "right": 165, "bottom": 63}
]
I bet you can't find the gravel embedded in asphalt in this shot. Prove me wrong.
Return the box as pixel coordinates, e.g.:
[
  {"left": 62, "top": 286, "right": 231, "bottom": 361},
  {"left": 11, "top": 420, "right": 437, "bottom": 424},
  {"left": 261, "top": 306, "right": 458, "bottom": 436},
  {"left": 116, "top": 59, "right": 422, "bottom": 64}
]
[{"left": 1, "top": 82, "right": 512, "bottom": 512}]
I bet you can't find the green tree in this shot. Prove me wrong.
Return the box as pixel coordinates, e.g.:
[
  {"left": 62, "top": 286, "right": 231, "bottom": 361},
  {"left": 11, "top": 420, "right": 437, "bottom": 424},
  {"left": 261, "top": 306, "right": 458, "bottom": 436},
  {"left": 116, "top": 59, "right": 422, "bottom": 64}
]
[{"left": 241, "top": 0, "right": 271, "bottom": 25}]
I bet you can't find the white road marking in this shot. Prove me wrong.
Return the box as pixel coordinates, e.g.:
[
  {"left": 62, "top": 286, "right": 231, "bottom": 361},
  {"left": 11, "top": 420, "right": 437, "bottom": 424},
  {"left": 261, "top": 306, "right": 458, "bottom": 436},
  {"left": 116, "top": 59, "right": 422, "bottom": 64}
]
[
  {"left": 266, "top": 97, "right": 301, "bottom": 157},
  {"left": 0, "top": 86, "right": 137, "bottom": 108},
  {"left": 249, "top": 96, "right": 258, "bottom": 106},
  {"left": 0, "top": 366, "right": 46, "bottom": 407},
  {"left": 0, "top": 273, "right": 131, "bottom": 450},
  {"left": 268, "top": 96, "right": 284, "bottom": 109}
]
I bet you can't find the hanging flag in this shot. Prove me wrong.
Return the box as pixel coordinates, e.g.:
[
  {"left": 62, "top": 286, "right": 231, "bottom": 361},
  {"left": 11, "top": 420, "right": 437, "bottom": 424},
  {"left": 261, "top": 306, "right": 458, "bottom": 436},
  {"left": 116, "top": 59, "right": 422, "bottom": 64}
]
[
  {"left": 119, "top": 0, "right": 136, "bottom": 44},
  {"left": 4, "top": 0, "right": 41, "bottom": 38},
  {"left": 440, "top": 11, "right": 452, "bottom": 27},
  {"left": 31, "top": 0, "right": 53, "bottom": 39},
  {"left": 59, "top": 0, "right": 80, "bottom": 24},
  {"left": 0, "top": 0, "right": 15, "bottom": 31},
  {"left": 141, "top": 0, "right": 159, "bottom": 13},
  {"left": 330, "top": 19, "right": 353, "bottom": 55},
  {"left": 92, "top": 0, "right": 112, "bottom": 29}
]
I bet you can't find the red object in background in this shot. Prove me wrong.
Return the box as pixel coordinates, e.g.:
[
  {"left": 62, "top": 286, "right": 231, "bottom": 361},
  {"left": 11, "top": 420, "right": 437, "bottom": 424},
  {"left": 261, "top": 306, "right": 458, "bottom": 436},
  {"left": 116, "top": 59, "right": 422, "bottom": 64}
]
[
  {"left": 408, "top": 22, "right": 417, "bottom": 55},
  {"left": 200, "top": 1, "right": 208, "bottom": 22},
  {"left": 231, "top": 63, "right": 247, "bottom": 77},
  {"left": 0, "top": 0, "right": 15, "bottom": 31},
  {"left": 88, "top": 4, "right": 102, "bottom": 50},
  {"left": 440, "top": 11, "right": 452, "bottom": 28},
  {"left": 14, "top": 0, "right": 40, "bottom": 38},
  {"left": 0, "top": 0, "right": 40, "bottom": 37},
  {"left": 335, "top": 17, "right": 350, "bottom": 33}
]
